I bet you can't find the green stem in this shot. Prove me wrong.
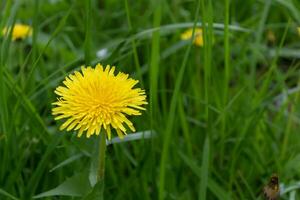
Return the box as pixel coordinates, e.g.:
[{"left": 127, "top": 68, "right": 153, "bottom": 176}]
[
  {"left": 83, "top": 134, "right": 106, "bottom": 200},
  {"left": 97, "top": 132, "right": 106, "bottom": 182}
]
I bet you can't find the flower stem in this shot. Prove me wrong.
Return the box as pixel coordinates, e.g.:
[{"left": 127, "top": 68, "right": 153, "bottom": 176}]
[{"left": 97, "top": 132, "right": 106, "bottom": 182}]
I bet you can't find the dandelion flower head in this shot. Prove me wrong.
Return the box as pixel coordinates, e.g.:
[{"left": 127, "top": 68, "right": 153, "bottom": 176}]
[
  {"left": 2, "top": 23, "right": 32, "bottom": 41},
  {"left": 52, "top": 63, "right": 147, "bottom": 139},
  {"left": 181, "top": 28, "right": 203, "bottom": 47}
]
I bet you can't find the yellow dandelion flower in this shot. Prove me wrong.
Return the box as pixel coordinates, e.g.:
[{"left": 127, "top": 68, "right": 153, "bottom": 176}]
[
  {"left": 2, "top": 23, "right": 32, "bottom": 41},
  {"left": 181, "top": 28, "right": 203, "bottom": 47},
  {"left": 52, "top": 63, "right": 147, "bottom": 139}
]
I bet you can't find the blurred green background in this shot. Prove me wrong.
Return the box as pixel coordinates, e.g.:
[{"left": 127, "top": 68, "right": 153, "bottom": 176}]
[{"left": 1, "top": 0, "right": 300, "bottom": 199}]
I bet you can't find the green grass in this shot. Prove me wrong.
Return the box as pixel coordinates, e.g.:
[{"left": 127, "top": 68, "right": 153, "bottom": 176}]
[{"left": 1, "top": 0, "right": 300, "bottom": 199}]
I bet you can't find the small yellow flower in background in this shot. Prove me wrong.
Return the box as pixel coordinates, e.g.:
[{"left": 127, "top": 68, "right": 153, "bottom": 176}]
[
  {"left": 2, "top": 23, "right": 32, "bottom": 41},
  {"left": 52, "top": 63, "right": 147, "bottom": 139},
  {"left": 297, "top": 27, "right": 300, "bottom": 36},
  {"left": 181, "top": 28, "right": 203, "bottom": 47}
]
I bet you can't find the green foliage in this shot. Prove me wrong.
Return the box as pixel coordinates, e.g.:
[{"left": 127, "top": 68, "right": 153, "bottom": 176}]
[
  {"left": 1, "top": 0, "right": 300, "bottom": 199},
  {"left": 33, "top": 172, "right": 91, "bottom": 198}
]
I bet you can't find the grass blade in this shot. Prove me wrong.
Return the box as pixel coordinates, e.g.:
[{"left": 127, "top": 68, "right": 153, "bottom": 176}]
[
  {"left": 199, "top": 137, "right": 210, "bottom": 200},
  {"left": 0, "top": 188, "right": 20, "bottom": 200},
  {"left": 158, "top": 0, "right": 201, "bottom": 199}
]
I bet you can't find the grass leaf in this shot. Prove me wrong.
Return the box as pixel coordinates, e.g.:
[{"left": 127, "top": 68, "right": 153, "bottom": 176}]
[{"left": 33, "top": 172, "right": 91, "bottom": 198}]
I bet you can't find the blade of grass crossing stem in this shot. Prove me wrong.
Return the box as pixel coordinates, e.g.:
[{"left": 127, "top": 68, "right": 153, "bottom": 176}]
[
  {"left": 199, "top": 137, "right": 210, "bottom": 200},
  {"left": 129, "top": 23, "right": 250, "bottom": 44},
  {"left": 124, "top": 0, "right": 144, "bottom": 87},
  {"left": 158, "top": 0, "right": 201, "bottom": 199},
  {"left": 84, "top": 0, "right": 92, "bottom": 65}
]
